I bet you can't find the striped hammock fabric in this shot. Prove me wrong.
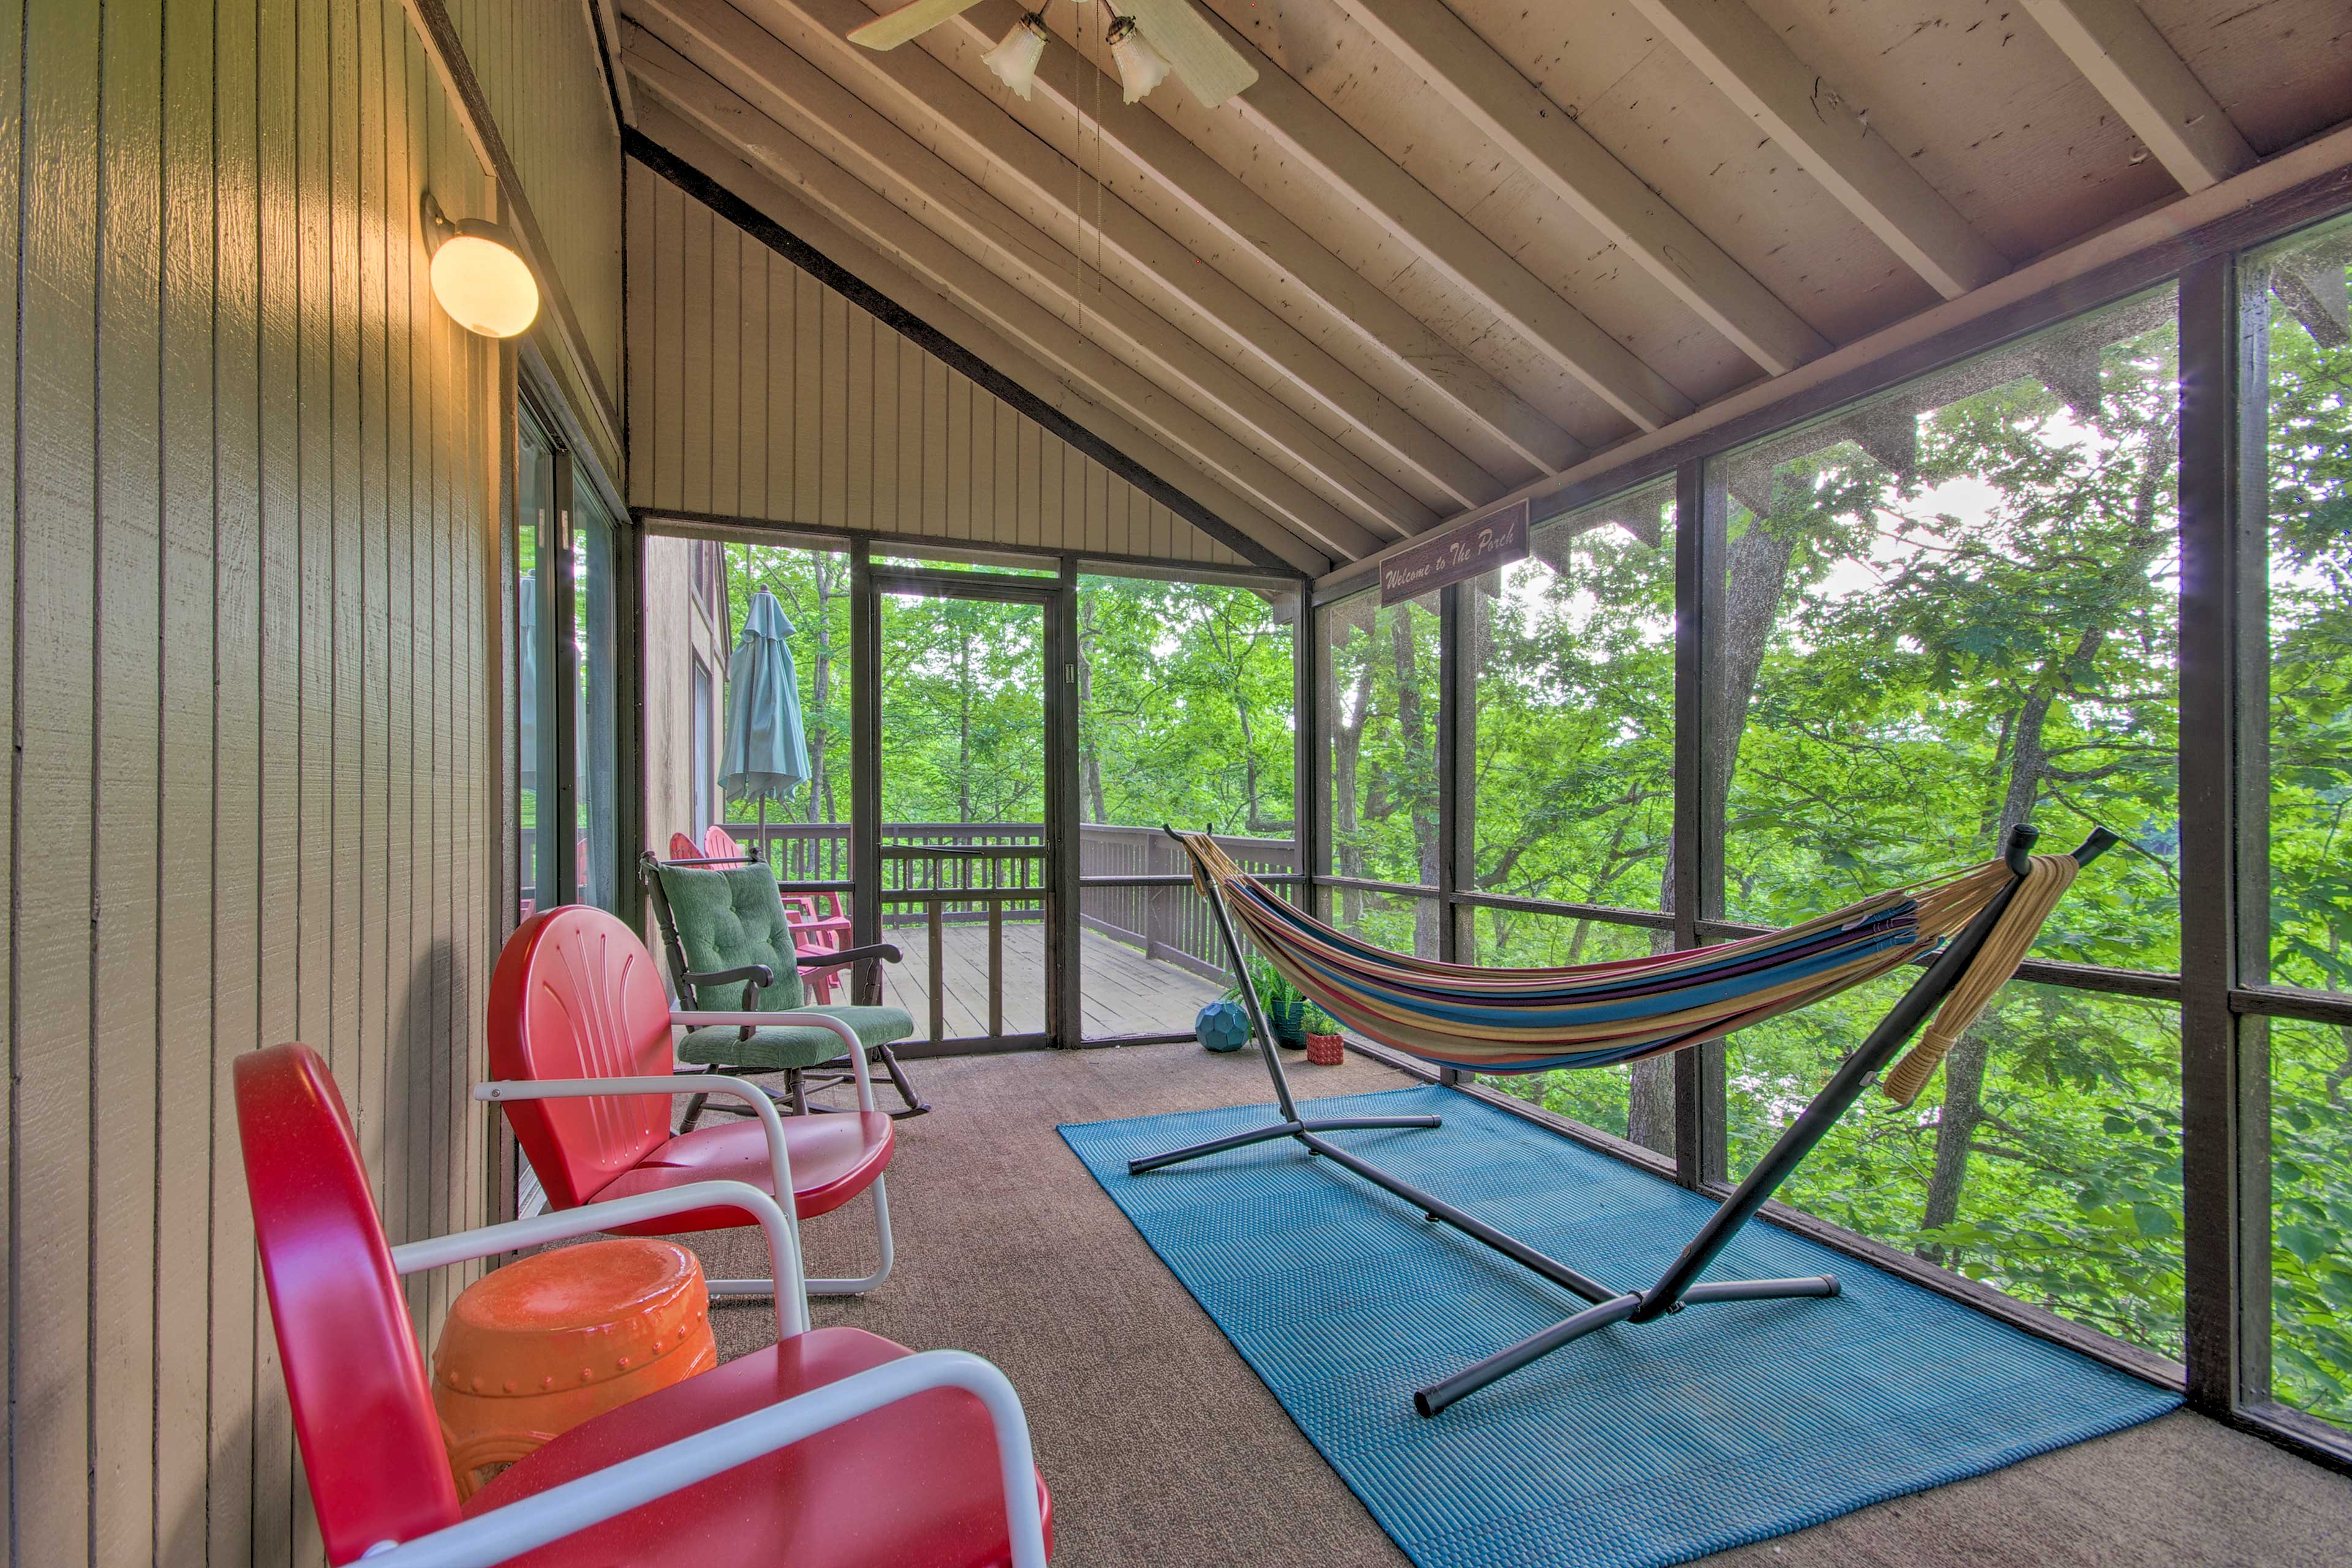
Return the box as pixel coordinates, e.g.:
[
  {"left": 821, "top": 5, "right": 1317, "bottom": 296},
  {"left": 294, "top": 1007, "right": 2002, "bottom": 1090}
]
[{"left": 1182, "top": 835, "right": 2078, "bottom": 1100}]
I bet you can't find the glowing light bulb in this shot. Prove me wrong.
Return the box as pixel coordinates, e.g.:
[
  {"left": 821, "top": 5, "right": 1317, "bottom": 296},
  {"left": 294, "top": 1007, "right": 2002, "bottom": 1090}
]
[
  {"left": 1107, "top": 16, "right": 1169, "bottom": 104},
  {"left": 984, "top": 13, "right": 1050, "bottom": 100},
  {"left": 424, "top": 203, "right": 539, "bottom": 339}
]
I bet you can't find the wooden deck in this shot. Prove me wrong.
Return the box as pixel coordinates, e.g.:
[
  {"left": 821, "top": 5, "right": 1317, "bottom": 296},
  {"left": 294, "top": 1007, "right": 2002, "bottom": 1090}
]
[{"left": 872, "top": 921, "right": 1227, "bottom": 1042}]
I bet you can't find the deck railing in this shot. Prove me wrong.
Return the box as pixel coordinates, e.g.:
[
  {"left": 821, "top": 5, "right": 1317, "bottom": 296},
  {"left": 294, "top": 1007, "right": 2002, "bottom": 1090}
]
[{"left": 719, "top": 820, "right": 1297, "bottom": 984}]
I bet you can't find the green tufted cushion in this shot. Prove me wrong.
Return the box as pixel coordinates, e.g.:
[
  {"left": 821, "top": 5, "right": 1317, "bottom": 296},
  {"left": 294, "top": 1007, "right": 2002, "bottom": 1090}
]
[
  {"left": 677, "top": 1004, "right": 916, "bottom": 1074},
  {"left": 652, "top": 861, "right": 808, "bottom": 1012}
]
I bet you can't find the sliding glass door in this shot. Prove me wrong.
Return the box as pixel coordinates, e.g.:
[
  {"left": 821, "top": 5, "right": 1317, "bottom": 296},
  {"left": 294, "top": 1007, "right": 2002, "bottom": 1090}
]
[{"left": 514, "top": 396, "right": 625, "bottom": 919}]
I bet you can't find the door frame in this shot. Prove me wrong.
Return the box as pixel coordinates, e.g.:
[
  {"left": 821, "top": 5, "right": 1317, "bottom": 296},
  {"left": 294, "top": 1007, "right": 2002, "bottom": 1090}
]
[{"left": 851, "top": 546, "right": 1082, "bottom": 1049}]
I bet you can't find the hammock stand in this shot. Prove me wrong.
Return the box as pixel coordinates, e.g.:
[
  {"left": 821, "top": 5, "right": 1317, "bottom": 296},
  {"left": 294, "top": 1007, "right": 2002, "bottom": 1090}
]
[{"left": 1133, "top": 821, "right": 2117, "bottom": 1416}]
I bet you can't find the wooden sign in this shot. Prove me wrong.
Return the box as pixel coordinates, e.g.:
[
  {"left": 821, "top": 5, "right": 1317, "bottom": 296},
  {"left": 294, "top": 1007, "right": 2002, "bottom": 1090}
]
[{"left": 1379, "top": 500, "right": 1529, "bottom": 604}]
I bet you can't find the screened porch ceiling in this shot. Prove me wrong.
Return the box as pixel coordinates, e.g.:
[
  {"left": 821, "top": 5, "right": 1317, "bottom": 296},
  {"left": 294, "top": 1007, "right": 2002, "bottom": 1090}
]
[{"left": 609, "top": 0, "right": 2349, "bottom": 576}]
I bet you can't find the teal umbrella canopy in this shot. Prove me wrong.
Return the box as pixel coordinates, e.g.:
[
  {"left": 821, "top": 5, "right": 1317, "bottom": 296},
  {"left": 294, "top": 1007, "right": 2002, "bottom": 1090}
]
[{"left": 720, "top": 589, "right": 810, "bottom": 807}]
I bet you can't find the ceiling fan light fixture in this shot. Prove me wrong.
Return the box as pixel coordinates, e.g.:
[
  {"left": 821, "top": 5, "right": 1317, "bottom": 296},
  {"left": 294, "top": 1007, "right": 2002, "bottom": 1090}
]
[
  {"left": 1107, "top": 16, "right": 1169, "bottom": 104},
  {"left": 984, "top": 12, "right": 1050, "bottom": 99}
]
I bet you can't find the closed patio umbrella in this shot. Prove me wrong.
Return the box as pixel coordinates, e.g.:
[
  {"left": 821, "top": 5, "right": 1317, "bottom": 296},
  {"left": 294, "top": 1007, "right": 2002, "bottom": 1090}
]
[{"left": 720, "top": 587, "right": 810, "bottom": 857}]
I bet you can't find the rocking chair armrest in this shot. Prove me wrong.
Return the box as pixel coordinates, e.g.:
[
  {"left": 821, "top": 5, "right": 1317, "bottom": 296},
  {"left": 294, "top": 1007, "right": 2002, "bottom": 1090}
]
[
  {"left": 470, "top": 1072, "right": 812, "bottom": 1329},
  {"left": 386, "top": 1178, "right": 805, "bottom": 1342},
  {"left": 669, "top": 1009, "right": 878, "bottom": 1114},
  {"left": 797, "top": 941, "right": 902, "bottom": 970},
  {"left": 682, "top": 964, "right": 780, "bottom": 1026},
  {"left": 682, "top": 962, "right": 776, "bottom": 990},
  {"left": 352, "top": 1351, "right": 1048, "bottom": 1568}
]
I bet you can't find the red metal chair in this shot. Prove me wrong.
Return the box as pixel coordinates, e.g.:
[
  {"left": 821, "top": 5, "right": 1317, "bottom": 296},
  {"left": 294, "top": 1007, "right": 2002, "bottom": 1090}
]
[
  {"left": 483, "top": 905, "right": 898, "bottom": 1297},
  {"left": 235, "top": 1041, "right": 1050, "bottom": 1567}
]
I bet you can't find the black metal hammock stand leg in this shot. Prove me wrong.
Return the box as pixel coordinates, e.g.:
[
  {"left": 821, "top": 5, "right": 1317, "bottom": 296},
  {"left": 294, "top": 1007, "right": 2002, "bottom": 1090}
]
[{"left": 1129, "top": 822, "right": 2118, "bottom": 1417}]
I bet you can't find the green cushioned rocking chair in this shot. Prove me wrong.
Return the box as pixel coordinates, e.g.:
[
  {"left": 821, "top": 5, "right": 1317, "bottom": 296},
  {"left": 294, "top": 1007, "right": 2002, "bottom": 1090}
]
[{"left": 641, "top": 851, "right": 930, "bottom": 1123}]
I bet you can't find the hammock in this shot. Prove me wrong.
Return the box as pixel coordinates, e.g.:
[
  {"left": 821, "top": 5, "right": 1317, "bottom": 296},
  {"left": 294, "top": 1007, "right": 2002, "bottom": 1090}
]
[
  {"left": 1180, "top": 835, "right": 2082, "bottom": 1106},
  {"left": 1132, "top": 823, "right": 2116, "bottom": 1417}
]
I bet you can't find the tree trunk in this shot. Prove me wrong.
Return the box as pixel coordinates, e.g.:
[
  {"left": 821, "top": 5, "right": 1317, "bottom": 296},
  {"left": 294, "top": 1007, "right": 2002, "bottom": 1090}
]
[
  {"left": 1915, "top": 469, "right": 2163, "bottom": 1260},
  {"left": 1628, "top": 517, "right": 1801, "bottom": 1156},
  {"left": 1390, "top": 608, "right": 1442, "bottom": 959},
  {"left": 1331, "top": 639, "right": 1373, "bottom": 926},
  {"left": 1915, "top": 1028, "right": 1992, "bottom": 1264},
  {"left": 805, "top": 559, "right": 837, "bottom": 825},
  {"left": 1076, "top": 594, "right": 1107, "bottom": 824},
  {"left": 1236, "top": 695, "right": 1264, "bottom": 834},
  {"left": 957, "top": 624, "right": 974, "bottom": 824}
]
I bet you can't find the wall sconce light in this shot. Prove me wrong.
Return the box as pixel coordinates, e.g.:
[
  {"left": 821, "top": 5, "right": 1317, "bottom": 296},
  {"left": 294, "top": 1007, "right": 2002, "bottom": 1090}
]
[{"left": 421, "top": 191, "right": 539, "bottom": 339}]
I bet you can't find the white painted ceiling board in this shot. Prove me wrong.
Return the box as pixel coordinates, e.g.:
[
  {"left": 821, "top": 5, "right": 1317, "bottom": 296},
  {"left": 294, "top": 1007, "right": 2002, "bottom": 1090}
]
[
  {"left": 617, "top": 0, "right": 2348, "bottom": 562},
  {"left": 2015, "top": 0, "right": 2255, "bottom": 192},
  {"left": 1329, "top": 0, "right": 1831, "bottom": 375},
  {"left": 906, "top": 0, "right": 1585, "bottom": 481},
  {"left": 1569, "top": 34, "right": 1950, "bottom": 342},
  {"left": 1106, "top": 49, "right": 1619, "bottom": 439},
  {"left": 2138, "top": 0, "right": 2352, "bottom": 158},
  {"left": 631, "top": 103, "right": 1290, "bottom": 569},
  {"left": 737, "top": 0, "right": 1501, "bottom": 514},
  {"left": 1197, "top": 0, "right": 1734, "bottom": 406},
  {"left": 1741, "top": 0, "right": 2177, "bottom": 262},
  {"left": 1054, "top": 6, "right": 1678, "bottom": 443},
  {"left": 1449, "top": 0, "right": 1947, "bottom": 344},
  {"left": 634, "top": 0, "right": 1414, "bottom": 548},
  {"left": 626, "top": 30, "right": 1348, "bottom": 567}
]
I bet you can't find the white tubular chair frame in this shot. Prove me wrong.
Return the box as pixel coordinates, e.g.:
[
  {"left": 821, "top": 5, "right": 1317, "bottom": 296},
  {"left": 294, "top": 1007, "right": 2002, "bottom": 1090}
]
[
  {"left": 372, "top": 1185, "right": 1043, "bottom": 1568},
  {"left": 473, "top": 1060, "right": 893, "bottom": 1297}
]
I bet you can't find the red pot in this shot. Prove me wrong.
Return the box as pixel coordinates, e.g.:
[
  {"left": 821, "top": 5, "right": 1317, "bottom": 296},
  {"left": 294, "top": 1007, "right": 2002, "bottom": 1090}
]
[{"left": 1305, "top": 1032, "right": 1345, "bottom": 1066}]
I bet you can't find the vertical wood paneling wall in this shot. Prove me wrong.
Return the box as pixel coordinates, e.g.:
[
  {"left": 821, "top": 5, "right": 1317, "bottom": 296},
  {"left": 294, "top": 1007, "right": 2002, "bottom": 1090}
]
[
  {"left": 640, "top": 537, "right": 725, "bottom": 869},
  {"left": 4, "top": 2, "right": 505, "bottom": 1563},
  {"left": 627, "top": 161, "right": 1247, "bottom": 567},
  {"left": 442, "top": 0, "right": 625, "bottom": 409}
]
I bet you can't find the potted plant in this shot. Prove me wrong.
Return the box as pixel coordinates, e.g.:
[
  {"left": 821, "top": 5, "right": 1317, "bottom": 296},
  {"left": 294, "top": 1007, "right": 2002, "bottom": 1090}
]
[
  {"left": 1230, "top": 957, "right": 1310, "bottom": 1047},
  {"left": 1248, "top": 956, "right": 1310, "bottom": 1047},
  {"left": 1302, "top": 1006, "right": 1346, "bottom": 1066}
]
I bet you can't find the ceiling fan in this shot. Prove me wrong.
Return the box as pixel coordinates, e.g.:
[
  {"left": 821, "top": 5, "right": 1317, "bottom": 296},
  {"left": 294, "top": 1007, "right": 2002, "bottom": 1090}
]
[{"left": 846, "top": 0, "right": 1258, "bottom": 107}]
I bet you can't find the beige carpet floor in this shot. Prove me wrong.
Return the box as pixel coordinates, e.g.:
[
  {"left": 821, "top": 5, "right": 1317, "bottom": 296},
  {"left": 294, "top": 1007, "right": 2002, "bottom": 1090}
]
[{"left": 663, "top": 1043, "right": 2350, "bottom": 1568}]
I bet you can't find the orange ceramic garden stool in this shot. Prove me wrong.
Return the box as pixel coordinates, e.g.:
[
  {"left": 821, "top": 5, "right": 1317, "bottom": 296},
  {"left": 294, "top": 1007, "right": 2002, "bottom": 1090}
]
[{"left": 431, "top": 1237, "right": 718, "bottom": 1499}]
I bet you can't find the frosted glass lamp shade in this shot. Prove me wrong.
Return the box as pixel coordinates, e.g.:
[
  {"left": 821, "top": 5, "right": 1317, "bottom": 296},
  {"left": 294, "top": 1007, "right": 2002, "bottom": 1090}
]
[
  {"left": 984, "top": 14, "right": 1049, "bottom": 99},
  {"left": 1107, "top": 17, "right": 1169, "bottom": 104},
  {"left": 426, "top": 219, "right": 540, "bottom": 339}
]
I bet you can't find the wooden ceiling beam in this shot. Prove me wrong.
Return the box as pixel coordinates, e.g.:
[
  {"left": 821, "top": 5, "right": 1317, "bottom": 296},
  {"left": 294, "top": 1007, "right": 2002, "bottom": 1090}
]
[
  {"left": 1159, "top": 7, "right": 1695, "bottom": 434},
  {"left": 2015, "top": 0, "right": 2257, "bottom": 194},
  {"left": 633, "top": 0, "right": 1417, "bottom": 548},
  {"left": 1330, "top": 0, "right": 1828, "bottom": 377},
  {"left": 925, "top": 0, "right": 1583, "bottom": 484},
  {"left": 629, "top": 105, "right": 1331, "bottom": 575},
  {"left": 624, "top": 27, "right": 1380, "bottom": 562},
  {"left": 748, "top": 0, "right": 1502, "bottom": 515},
  {"left": 1627, "top": 0, "right": 2011, "bottom": 301}
]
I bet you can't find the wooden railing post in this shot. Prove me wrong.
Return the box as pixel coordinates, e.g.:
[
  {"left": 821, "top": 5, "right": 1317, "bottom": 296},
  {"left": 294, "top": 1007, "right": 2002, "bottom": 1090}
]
[
  {"left": 989, "top": 900, "right": 1004, "bottom": 1039},
  {"left": 927, "top": 897, "right": 946, "bottom": 1046},
  {"left": 1145, "top": 830, "right": 1174, "bottom": 963}
]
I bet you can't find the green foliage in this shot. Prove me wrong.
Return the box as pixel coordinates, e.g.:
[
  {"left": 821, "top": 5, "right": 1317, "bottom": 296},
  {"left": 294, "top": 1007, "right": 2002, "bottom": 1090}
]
[
  {"left": 1232, "top": 954, "right": 1299, "bottom": 1012},
  {"left": 1324, "top": 277, "right": 2352, "bottom": 1428},
  {"left": 718, "top": 545, "right": 853, "bottom": 824},
  {"left": 1077, "top": 576, "right": 1295, "bottom": 835},
  {"left": 1717, "top": 318, "right": 2198, "bottom": 1366}
]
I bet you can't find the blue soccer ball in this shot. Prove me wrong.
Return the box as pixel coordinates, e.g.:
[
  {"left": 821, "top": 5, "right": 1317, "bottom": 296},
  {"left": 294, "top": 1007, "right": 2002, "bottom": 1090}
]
[{"left": 1195, "top": 998, "right": 1252, "bottom": 1053}]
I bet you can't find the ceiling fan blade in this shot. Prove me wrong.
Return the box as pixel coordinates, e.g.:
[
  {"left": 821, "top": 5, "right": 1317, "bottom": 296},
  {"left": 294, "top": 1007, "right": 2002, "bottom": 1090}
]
[
  {"left": 1123, "top": 0, "right": 1258, "bottom": 107},
  {"left": 846, "top": 0, "right": 988, "bottom": 51}
]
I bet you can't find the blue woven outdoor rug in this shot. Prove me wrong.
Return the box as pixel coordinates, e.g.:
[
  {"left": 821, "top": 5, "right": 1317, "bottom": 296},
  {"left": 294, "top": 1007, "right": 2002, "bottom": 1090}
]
[{"left": 1060, "top": 1085, "right": 2179, "bottom": 1568}]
